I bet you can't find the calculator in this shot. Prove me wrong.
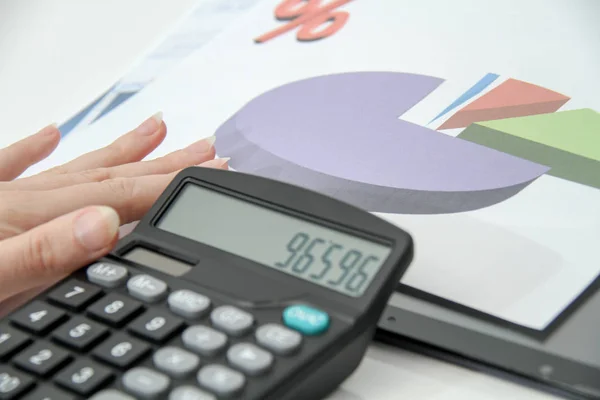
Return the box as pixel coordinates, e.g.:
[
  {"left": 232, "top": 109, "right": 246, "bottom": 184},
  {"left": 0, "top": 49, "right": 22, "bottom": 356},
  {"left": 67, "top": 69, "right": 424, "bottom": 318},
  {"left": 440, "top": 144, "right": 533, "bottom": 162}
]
[{"left": 0, "top": 167, "right": 413, "bottom": 400}]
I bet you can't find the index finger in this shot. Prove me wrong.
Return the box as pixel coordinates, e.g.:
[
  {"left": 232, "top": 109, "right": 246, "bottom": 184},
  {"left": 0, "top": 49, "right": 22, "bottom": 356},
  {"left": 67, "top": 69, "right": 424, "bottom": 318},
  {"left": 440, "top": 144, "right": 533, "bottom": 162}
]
[{"left": 16, "top": 158, "right": 229, "bottom": 230}]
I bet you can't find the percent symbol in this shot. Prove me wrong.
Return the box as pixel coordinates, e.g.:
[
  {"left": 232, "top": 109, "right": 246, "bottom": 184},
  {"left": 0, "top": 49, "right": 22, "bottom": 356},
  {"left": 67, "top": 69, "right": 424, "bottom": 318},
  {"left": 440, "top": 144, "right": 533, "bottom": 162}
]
[{"left": 255, "top": 0, "right": 353, "bottom": 44}]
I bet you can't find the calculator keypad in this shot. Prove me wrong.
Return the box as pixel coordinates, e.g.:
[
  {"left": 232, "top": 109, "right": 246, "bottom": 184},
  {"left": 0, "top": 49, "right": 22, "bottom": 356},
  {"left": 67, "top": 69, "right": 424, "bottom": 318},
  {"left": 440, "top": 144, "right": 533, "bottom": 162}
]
[
  {"left": 127, "top": 274, "right": 168, "bottom": 303},
  {"left": 255, "top": 323, "right": 302, "bottom": 356},
  {"left": 197, "top": 365, "right": 245, "bottom": 397},
  {"left": 89, "top": 389, "right": 135, "bottom": 400},
  {"left": 226, "top": 343, "right": 273, "bottom": 376},
  {"left": 13, "top": 342, "right": 71, "bottom": 377},
  {"left": 1, "top": 261, "right": 333, "bottom": 399},
  {"left": 87, "top": 262, "right": 129, "bottom": 288},
  {"left": 47, "top": 280, "right": 103, "bottom": 311},
  {"left": 87, "top": 293, "right": 143, "bottom": 327},
  {"left": 21, "top": 384, "right": 76, "bottom": 400},
  {"left": 9, "top": 301, "right": 67, "bottom": 335},
  {"left": 0, "top": 325, "right": 31, "bottom": 360},
  {"left": 182, "top": 325, "right": 228, "bottom": 357},
  {"left": 168, "top": 290, "right": 211, "bottom": 319},
  {"left": 210, "top": 306, "right": 254, "bottom": 337},
  {"left": 92, "top": 333, "right": 151, "bottom": 369},
  {"left": 153, "top": 346, "right": 200, "bottom": 378},
  {"left": 54, "top": 359, "right": 114, "bottom": 396},
  {"left": 128, "top": 310, "right": 184, "bottom": 343},
  {"left": 51, "top": 316, "right": 108, "bottom": 351},
  {"left": 170, "top": 385, "right": 216, "bottom": 400},
  {"left": 121, "top": 367, "right": 170, "bottom": 399},
  {"left": 0, "top": 366, "right": 34, "bottom": 399}
]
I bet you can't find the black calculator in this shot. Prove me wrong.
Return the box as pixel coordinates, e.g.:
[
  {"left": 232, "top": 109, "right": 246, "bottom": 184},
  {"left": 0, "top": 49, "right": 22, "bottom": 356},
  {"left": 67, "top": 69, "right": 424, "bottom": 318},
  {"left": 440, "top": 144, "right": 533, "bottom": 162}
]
[{"left": 0, "top": 167, "right": 413, "bottom": 400}]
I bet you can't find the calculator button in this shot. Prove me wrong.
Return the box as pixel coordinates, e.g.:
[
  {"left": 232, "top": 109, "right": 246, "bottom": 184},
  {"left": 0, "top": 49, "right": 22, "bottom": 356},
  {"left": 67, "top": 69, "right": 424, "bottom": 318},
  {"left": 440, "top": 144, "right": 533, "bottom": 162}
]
[
  {"left": 182, "top": 326, "right": 227, "bottom": 357},
  {"left": 87, "top": 294, "right": 143, "bottom": 327},
  {"left": 13, "top": 342, "right": 72, "bottom": 377},
  {"left": 153, "top": 346, "right": 200, "bottom": 378},
  {"left": 54, "top": 359, "right": 113, "bottom": 396},
  {"left": 0, "top": 366, "right": 34, "bottom": 399},
  {"left": 128, "top": 310, "right": 184, "bottom": 343},
  {"left": 87, "top": 262, "right": 129, "bottom": 288},
  {"left": 197, "top": 364, "right": 244, "bottom": 397},
  {"left": 170, "top": 385, "right": 216, "bottom": 400},
  {"left": 122, "top": 367, "right": 170, "bottom": 399},
  {"left": 226, "top": 343, "right": 273, "bottom": 376},
  {"left": 10, "top": 301, "right": 68, "bottom": 335},
  {"left": 127, "top": 274, "right": 168, "bottom": 303},
  {"left": 168, "top": 290, "right": 211, "bottom": 319},
  {"left": 22, "top": 384, "right": 76, "bottom": 400},
  {"left": 47, "top": 279, "right": 103, "bottom": 311},
  {"left": 89, "top": 389, "right": 135, "bottom": 400},
  {"left": 255, "top": 323, "right": 302, "bottom": 355},
  {"left": 210, "top": 306, "right": 254, "bottom": 336},
  {"left": 0, "top": 325, "right": 31, "bottom": 360},
  {"left": 92, "top": 333, "right": 151, "bottom": 369},
  {"left": 51, "top": 317, "right": 108, "bottom": 351},
  {"left": 282, "top": 304, "right": 330, "bottom": 336}
]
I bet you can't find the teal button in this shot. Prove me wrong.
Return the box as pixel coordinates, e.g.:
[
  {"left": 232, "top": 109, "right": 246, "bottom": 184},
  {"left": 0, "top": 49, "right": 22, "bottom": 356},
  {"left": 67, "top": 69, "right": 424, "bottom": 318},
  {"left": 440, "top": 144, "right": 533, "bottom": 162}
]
[{"left": 282, "top": 305, "right": 330, "bottom": 336}]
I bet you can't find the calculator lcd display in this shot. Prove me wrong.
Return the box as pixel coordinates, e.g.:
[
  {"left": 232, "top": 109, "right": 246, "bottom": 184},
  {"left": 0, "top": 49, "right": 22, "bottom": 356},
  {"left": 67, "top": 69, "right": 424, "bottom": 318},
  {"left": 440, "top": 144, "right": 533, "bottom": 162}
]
[{"left": 156, "top": 183, "right": 391, "bottom": 297}]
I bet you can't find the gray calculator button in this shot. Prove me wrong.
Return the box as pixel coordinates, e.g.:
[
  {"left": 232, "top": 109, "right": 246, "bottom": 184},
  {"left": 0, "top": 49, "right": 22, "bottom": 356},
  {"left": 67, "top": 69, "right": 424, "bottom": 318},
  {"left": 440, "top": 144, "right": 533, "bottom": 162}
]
[
  {"left": 122, "top": 367, "right": 170, "bottom": 399},
  {"left": 210, "top": 306, "right": 253, "bottom": 336},
  {"left": 182, "top": 326, "right": 227, "bottom": 357},
  {"left": 153, "top": 346, "right": 200, "bottom": 378},
  {"left": 256, "top": 323, "right": 302, "bottom": 355},
  {"left": 227, "top": 343, "right": 273, "bottom": 376},
  {"left": 90, "top": 389, "right": 136, "bottom": 400},
  {"left": 197, "top": 364, "right": 245, "bottom": 397},
  {"left": 127, "top": 274, "right": 168, "bottom": 302},
  {"left": 169, "top": 385, "right": 216, "bottom": 400},
  {"left": 168, "top": 290, "right": 211, "bottom": 319},
  {"left": 87, "top": 263, "right": 128, "bottom": 288}
]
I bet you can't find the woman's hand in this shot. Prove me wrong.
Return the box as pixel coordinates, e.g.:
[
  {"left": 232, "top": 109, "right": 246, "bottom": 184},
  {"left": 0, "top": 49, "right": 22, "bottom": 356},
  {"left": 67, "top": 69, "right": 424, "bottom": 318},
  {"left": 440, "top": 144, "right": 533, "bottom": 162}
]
[{"left": 0, "top": 113, "right": 228, "bottom": 306}]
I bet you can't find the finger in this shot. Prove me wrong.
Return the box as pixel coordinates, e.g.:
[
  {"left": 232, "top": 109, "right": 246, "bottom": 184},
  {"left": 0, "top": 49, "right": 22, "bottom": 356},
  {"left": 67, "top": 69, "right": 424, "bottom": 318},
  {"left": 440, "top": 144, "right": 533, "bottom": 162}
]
[
  {"left": 6, "top": 158, "right": 230, "bottom": 233},
  {"left": 44, "top": 158, "right": 231, "bottom": 224},
  {"left": 41, "top": 112, "right": 166, "bottom": 175},
  {"left": 3, "top": 136, "right": 217, "bottom": 191},
  {"left": 0, "top": 205, "right": 120, "bottom": 303},
  {"left": 0, "top": 124, "right": 60, "bottom": 181},
  {"left": 119, "top": 221, "right": 139, "bottom": 238}
]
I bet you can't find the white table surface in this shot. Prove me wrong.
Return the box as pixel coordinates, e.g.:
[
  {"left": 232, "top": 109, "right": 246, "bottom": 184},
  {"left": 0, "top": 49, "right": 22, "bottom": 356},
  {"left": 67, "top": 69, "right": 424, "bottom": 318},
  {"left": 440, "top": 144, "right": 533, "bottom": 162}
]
[{"left": 0, "top": 1, "right": 564, "bottom": 399}]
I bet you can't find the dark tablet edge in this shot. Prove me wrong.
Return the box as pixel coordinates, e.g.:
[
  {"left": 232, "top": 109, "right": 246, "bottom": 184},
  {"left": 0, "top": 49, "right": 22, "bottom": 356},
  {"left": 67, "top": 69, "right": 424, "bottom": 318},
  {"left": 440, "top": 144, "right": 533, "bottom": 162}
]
[{"left": 375, "top": 304, "right": 600, "bottom": 400}]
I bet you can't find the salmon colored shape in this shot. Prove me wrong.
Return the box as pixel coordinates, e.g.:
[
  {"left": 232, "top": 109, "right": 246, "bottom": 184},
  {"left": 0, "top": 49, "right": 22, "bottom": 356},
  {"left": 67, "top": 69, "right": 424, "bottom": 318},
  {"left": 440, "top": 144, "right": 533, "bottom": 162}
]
[
  {"left": 254, "top": 0, "right": 352, "bottom": 43},
  {"left": 438, "top": 78, "right": 570, "bottom": 130}
]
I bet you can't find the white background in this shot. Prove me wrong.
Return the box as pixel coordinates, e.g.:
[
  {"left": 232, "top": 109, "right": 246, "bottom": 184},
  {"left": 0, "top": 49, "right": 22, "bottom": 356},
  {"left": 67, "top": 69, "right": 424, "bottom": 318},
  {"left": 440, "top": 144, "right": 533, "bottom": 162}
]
[
  {"left": 0, "top": 0, "right": 574, "bottom": 398},
  {"left": 0, "top": 0, "right": 198, "bottom": 147}
]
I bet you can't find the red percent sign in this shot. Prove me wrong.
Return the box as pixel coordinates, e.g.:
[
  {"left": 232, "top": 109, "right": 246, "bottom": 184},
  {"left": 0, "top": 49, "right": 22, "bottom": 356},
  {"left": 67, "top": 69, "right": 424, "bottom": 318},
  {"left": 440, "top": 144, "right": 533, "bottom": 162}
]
[{"left": 254, "top": 0, "right": 353, "bottom": 44}]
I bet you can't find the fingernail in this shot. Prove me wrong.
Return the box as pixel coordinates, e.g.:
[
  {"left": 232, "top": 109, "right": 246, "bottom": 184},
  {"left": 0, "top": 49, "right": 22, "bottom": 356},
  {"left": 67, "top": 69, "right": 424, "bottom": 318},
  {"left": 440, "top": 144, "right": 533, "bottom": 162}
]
[
  {"left": 40, "top": 123, "right": 59, "bottom": 136},
  {"left": 204, "top": 135, "right": 216, "bottom": 146},
  {"left": 187, "top": 135, "right": 216, "bottom": 153},
  {"left": 73, "top": 206, "right": 120, "bottom": 251},
  {"left": 152, "top": 111, "right": 163, "bottom": 124},
  {"left": 136, "top": 111, "right": 163, "bottom": 136},
  {"left": 197, "top": 157, "right": 230, "bottom": 169},
  {"left": 219, "top": 157, "right": 230, "bottom": 168}
]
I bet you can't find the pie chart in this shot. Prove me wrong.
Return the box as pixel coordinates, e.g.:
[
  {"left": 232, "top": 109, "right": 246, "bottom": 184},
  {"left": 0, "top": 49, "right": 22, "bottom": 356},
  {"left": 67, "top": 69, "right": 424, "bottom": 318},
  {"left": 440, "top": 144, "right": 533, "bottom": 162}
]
[{"left": 214, "top": 72, "right": 550, "bottom": 214}]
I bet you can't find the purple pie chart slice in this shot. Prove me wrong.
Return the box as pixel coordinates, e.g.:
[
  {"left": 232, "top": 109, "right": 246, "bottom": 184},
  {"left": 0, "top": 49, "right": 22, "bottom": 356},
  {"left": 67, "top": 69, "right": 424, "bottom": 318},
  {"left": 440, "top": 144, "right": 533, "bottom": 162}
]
[{"left": 215, "top": 72, "right": 549, "bottom": 214}]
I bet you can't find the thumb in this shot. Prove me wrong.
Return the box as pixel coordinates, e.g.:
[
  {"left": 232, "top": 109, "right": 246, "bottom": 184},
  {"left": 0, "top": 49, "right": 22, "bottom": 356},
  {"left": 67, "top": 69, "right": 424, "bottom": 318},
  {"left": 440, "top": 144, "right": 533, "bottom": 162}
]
[{"left": 0, "top": 205, "right": 120, "bottom": 302}]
